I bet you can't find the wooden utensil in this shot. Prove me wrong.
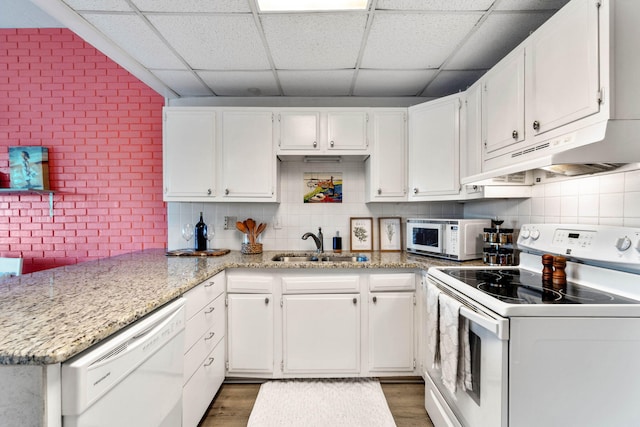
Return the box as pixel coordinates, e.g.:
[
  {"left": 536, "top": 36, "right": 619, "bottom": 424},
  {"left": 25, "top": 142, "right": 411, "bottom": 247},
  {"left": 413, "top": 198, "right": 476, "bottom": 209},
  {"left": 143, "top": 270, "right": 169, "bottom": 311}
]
[
  {"left": 255, "top": 223, "right": 266, "bottom": 238},
  {"left": 236, "top": 221, "right": 248, "bottom": 235},
  {"left": 246, "top": 218, "right": 256, "bottom": 244}
]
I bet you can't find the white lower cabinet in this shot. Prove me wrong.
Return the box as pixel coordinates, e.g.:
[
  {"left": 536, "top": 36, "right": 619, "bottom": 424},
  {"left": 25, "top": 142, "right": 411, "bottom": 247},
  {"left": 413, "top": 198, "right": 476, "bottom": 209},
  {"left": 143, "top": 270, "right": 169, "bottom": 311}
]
[
  {"left": 226, "top": 273, "right": 275, "bottom": 376},
  {"left": 368, "top": 273, "right": 416, "bottom": 373},
  {"left": 182, "top": 271, "right": 226, "bottom": 427},
  {"left": 283, "top": 294, "right": 360, "bottom": 375}
]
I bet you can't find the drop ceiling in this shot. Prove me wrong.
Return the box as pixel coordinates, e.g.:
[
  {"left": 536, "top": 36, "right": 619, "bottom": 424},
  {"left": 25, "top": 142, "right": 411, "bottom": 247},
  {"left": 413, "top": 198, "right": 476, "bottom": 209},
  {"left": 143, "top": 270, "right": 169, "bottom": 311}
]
[{"left": 22, "top": 0, "right": 570, "bottom": 100}]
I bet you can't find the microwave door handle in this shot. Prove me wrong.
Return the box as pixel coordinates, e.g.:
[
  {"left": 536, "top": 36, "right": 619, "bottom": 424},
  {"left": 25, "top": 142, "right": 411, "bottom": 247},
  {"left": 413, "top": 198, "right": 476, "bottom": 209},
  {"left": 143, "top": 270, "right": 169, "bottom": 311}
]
[{"left": 460, "top": 306, "right": 509, "bottom": 341}]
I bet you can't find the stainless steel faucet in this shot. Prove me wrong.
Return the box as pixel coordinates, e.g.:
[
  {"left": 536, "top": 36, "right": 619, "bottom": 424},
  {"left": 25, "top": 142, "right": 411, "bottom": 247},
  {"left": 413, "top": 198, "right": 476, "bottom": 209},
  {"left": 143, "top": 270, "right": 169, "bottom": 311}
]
[{"left": 302, "top": 227, "right": 324, "bottom": 253}]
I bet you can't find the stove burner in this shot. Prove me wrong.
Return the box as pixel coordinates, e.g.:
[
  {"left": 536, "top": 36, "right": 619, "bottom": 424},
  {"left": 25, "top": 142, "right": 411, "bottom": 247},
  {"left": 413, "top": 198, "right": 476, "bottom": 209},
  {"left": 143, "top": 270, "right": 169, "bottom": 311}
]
[{"left": 478, "top": 282, "right": 563, "bottom": 303}]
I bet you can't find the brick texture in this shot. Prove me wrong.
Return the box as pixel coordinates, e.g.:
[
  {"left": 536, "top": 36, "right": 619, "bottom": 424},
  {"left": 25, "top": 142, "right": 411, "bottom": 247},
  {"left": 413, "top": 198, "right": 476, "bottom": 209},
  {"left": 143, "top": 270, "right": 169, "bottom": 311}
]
[{"left": 0, "top": 29, "right": 167, "bottom": 273}]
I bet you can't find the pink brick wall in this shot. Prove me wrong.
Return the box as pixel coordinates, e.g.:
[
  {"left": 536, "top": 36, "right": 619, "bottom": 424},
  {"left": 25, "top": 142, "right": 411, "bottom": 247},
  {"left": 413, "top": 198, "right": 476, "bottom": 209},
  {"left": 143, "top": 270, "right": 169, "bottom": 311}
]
[{"left": 0, "top": 28, "right": 167, "bottom": 273}]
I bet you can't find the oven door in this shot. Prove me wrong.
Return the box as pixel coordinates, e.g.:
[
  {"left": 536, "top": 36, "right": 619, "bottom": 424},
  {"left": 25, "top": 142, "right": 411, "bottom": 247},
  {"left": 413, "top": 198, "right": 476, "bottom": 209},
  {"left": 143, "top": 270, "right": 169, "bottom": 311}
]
[
  {"left": 408, "top": 222, "right": 445, "bottom": 256},
  {"left": 424, "top": 276, "right": 509, "bottom": 427}
]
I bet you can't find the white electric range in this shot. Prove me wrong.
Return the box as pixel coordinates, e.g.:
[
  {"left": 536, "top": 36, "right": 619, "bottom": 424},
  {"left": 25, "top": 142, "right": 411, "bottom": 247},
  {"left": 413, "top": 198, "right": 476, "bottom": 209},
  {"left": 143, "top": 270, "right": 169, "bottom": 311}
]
[{"left": 424, "top": 223, "right": 640, "bottom": 427}]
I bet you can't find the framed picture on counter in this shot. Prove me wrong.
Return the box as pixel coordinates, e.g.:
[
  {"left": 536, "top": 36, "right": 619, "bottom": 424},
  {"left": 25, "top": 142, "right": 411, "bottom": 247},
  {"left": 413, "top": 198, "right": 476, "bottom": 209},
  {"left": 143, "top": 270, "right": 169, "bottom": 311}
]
[
  {"left": 379, "top": 217, "right": 402, "bottom": 252},
  {"left": 350, "top": 217, "right": 373, "bottom": 252}
]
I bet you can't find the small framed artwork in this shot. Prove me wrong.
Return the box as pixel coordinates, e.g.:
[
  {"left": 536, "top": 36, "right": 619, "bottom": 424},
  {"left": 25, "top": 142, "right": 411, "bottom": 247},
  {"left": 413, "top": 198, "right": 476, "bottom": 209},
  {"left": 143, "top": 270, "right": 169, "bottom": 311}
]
[
  {"left": 350, "top": 217, "right": 373, "bottom": 252},
  {"left": 379, "top": 217, "right": 402, "bottom": 252}
]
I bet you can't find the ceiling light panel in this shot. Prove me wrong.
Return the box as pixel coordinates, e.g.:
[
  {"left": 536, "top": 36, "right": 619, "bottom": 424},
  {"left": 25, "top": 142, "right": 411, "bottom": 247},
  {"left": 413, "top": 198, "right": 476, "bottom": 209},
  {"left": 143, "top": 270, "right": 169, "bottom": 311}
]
[
  {"left": 278, "top": 70, "right": 355, "bottom": 96},
  {"left": 147, "top": 14, "right": 271, "bottom": 70},
  {"left": 131, "top": 0, "right": 251, "bottom": 13},
  {"left": 445, "top": 11, "right": 555, "bottom": 69},
  {"left": 375, "top": 0, "right": 493, "bottom": 11},
  {"left": 353, "top": 69, "right": 438, "bottom": 96},
  {"left": 361, "top": 12, "right": 481, "bottom": 69},
  {"left": 63, "top": 0, "right": 131, "bottom": 12},
  {"left": 198, "top": 71, "right": 281, "bottom": 96},
  {"left": 81, "top": 13, "right": 187, "bottom": 69},
  {"left": 151, "top": 70, "right": 212, "bottom": 97},
  {"left": 261, "top": 13, "right": 367, "bottom": 69}
]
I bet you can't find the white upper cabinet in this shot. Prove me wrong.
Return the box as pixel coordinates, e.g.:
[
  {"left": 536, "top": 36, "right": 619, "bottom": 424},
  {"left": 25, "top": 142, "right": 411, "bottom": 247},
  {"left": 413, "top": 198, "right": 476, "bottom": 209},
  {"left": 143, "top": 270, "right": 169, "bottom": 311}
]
[
  {"left": 220, "top": 110, "right": 279, "bottom": 202},
  {"left": 327, "top": 111, "right": 368, "bottom": 151},
  {"left": 408, "top": 94, "right": 461, "bottom": 199},
  {"left": 482, "top": 48, "right": 526, "bottom": 158},
  {"left": 275, "top": 109, "right": 369, "bottom": 155},
  {"left": 163, "top": 108, "right": 216, "bottom": 201},
  {"left": 526, "top": 0, "right": 600, "bottom": 138},
  {"left": 365, "top": 110, "right": 407, "bottom": 202},
  {"left": 277, "top": 111, "right": 320, "bottom": 151},
  {"left": 461, "top": 82, "right": 482, "bottom": 180}
]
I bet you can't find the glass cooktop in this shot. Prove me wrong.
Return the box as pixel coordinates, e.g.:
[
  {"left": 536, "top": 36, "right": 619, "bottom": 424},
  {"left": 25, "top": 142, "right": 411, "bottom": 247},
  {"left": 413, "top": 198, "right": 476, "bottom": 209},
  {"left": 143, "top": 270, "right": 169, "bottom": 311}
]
[{"left": 440, "top": 268, "right": 639, "bottom": 305}]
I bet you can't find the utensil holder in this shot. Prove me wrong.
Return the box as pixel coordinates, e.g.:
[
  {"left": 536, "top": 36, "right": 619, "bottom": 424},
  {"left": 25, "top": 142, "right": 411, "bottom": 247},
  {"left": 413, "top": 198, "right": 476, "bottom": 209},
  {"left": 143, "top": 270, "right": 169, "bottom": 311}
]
[{"left": 241, "top": 242, "right": 263, "bottom": 254}]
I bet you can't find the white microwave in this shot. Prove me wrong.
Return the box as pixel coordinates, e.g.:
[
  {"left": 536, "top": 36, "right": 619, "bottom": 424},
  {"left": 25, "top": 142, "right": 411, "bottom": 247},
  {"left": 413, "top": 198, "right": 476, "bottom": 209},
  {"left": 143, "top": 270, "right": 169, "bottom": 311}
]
[{"left": 406, "top": 218, "right": 490, "bottom": 261}]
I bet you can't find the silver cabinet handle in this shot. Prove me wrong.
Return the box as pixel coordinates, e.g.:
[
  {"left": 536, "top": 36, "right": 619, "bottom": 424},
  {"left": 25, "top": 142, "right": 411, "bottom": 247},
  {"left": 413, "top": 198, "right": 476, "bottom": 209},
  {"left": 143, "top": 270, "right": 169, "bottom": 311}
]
[
  {"left": 204, "top": 357, "right": 215, "bottom": 367},
  {"left": 204, "top": 281, "right": 215, "bottom": 287},
  {"left": 204, "top": 332, "right": 215, "bottom": 340},
  {"left": 330, "top": 140, "right": 335, "bottom": 147},
  {"left": 352, "top": 297, "right": 357, "bottom": 305},
  {"left": 313, "top": 141, "right": 317, "bottom": 148},
  {"left": 224, "top": 188, "right": 229, "bottom": 195},
  {"left": 533, "top": 120, "right": 540, "bottom": 131},
  {"left": 377, "top": 188, "right": 382, "bottom": 195},
  {"left": 512, "top": 130, "right": 518, "bottom": 140},
  {"left": 373, "top": 296, "right": 377, "bottom": 303},
  {"left": 413, "top": 188, "right": 418, "bottom": 194},
  {"left": 204, "top": 306, "right": 215, "bottom": 314},
  {"left": 207, "top": 188, "right": 212, "bottom": 195},
  {"left": 265, "top": 297, "right": 270, "bottom": 305}
]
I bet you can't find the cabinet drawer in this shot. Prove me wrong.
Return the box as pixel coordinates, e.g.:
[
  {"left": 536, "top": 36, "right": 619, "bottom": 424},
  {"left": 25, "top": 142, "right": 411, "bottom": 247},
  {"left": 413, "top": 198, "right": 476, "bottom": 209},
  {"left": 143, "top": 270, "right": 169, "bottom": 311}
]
[
  {"left": 369, "top": 273, "right": 415, "bottom": 291},
  {"left": 282, "top": 275, "right": 360, "bottom": 294},
  {"left": 227, "top": 273, "right": 274, "bottom": 293},
  {"left": 184, "top": 271, "right": 225, "bottom": 321},
  {"left": 184, "top": 293, "right": 225, "bottom": 353},
  {"left": 184, "top": 320, "right": 224, "bottom": 384},
  {"left": 183, "top": 341, "right": 225, "bottom": 427}
]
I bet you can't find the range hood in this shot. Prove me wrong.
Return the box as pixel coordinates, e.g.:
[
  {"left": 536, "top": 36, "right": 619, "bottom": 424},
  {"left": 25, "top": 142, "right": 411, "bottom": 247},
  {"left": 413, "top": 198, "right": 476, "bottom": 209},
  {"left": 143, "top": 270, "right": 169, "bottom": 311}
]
[{"left": 462, "top": 119, "right": 640, "bottom": 184}]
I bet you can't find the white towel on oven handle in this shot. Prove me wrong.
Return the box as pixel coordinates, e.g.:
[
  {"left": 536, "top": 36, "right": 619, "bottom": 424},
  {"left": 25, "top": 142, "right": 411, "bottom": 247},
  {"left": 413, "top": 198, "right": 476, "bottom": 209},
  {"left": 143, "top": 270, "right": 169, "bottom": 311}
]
[
  {"left": 426, "top": 279, "right": 441, "bottom": 369},
  {"left": 438, "top": 294, "right": 473, "bottom": 394}
]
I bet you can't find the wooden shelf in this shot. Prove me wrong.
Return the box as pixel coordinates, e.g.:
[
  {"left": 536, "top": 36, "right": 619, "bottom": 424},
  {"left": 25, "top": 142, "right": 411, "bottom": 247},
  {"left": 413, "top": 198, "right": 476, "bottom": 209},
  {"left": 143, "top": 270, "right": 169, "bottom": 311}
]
[{"left": 0, "top": 189, "right": 57, "bottom": 216}]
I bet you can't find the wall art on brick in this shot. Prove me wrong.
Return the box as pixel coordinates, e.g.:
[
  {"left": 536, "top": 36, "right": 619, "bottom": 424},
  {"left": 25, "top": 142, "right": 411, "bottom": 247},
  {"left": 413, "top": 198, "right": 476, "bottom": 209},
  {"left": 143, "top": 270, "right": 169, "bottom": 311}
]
[{"left": 9, "top": 147, "right": 50, "bottom": 190}]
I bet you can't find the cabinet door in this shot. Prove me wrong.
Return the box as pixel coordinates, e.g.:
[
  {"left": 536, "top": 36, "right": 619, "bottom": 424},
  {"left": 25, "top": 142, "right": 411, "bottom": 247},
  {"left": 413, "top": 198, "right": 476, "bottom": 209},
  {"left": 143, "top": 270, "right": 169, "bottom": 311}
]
[
  {"left": 369, "top": 292, "right": 415, "bottom": 372},
  {"left": 327, "top": 111, "right": 368, "bottom": 150},
  {"left": 163, "top": 108, "right": 216, "bottom": 200},
  {"left": 221, "top": 111, "right": 276, "bottom": 200},
  {"left": 278, "top": 111, "right": 320, "bottom": 151},
  {"left": 482, "top": 49, "right": 525, "bottom": 157},
  {"left": 227, "top": 294, "right": 274, "bottom": 374},
  {"left": 527, "top": 0, "right": 600, "bottom": 136},
  {"left": 461, "top": 83, "right": 482, "bottom": 180},
  {"left": 367, "top": 110, "right": 407, "bottom": 201},
  {"left": 283, "top": 294, "right": 360, "bottom": 374},
  {"left": 408, "top": 95, "right": 461, "bottom": 198}
]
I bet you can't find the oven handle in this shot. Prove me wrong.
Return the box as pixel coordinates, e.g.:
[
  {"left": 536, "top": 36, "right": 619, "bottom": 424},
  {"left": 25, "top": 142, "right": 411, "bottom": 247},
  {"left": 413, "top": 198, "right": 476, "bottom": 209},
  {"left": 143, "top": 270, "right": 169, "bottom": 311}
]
[{"left": 459, "top": 306, "right": 509, "bottom": 341}]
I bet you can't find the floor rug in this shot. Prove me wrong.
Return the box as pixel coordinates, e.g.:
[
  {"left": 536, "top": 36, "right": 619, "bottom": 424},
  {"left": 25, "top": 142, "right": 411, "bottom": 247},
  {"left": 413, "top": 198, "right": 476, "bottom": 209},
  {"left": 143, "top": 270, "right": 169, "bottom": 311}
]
[{"left": 247, "top": 378, "right": 397, "bottom": 427}]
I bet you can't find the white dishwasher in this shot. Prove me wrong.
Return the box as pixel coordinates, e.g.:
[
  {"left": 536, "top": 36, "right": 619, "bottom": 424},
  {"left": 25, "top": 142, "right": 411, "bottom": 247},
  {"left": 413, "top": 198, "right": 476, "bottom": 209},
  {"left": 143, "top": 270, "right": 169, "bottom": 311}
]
[{"left": 61, "top": 298, "right": 185, "bottom": 427}]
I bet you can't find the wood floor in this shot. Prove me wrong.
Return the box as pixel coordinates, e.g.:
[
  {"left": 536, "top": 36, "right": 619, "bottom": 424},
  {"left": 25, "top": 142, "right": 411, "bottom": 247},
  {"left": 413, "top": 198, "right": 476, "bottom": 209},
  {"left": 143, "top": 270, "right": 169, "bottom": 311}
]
[{"left": 199, "top": 381, "right": 434, "bottom": 427}]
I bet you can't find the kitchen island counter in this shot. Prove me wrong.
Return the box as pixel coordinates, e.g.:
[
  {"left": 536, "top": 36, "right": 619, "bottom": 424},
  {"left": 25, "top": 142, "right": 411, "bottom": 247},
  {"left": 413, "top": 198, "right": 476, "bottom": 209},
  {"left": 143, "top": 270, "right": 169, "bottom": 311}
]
[{"left": 0, "top": 249, "right": 479, "bottom": 365}]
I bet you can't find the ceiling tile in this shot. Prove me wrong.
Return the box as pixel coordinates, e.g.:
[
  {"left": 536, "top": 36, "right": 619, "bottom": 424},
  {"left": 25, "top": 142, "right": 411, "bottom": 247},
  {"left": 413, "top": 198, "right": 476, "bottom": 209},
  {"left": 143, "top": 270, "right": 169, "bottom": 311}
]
[
  {"left": 421, "top": 70, "right": 487, "bottom": 97},
  {"left": 376, "top": 0, "right": 494, "bottom": 11},
  {"left": 360, "top": 12, "right": 481, "bottom": 69},
  {"left": 148, "top": 14, "right": 271, "bottom": 70},
  {"left": 446, "top": 11, "right": 555, "bottom": 69},
  {"left": 151, "top": 70, "right": 212, "bottom": 97},
  {"left": 81, "top": 13, "right": 187, "bottom": 69},
  {"left": 63, "top": 0, "right": 131, "bottom": 12},
  {"left": 495, "top": 0, "right": 570, "bottom": 11},
  {"left": 278, "top": 70, "right": 355, "bottom": 96},
  {"left": 198, "top": 71, "right": 281, "bottom": 96},
  {"left": 260, "top": 13, "right": 367, "bottom": 69},
  {"left": 131, "top": 0, "right": 251, "bottom": 13},
  {"left": 353, "top": 69, "right": 437, "bottom": 96}
]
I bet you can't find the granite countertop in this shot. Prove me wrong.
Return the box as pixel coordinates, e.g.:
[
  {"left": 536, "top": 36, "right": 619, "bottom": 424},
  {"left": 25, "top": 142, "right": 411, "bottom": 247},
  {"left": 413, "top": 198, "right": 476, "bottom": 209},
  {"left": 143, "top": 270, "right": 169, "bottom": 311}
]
[{"left": 0, "top": 248, "right": 481, "bottom": 366}]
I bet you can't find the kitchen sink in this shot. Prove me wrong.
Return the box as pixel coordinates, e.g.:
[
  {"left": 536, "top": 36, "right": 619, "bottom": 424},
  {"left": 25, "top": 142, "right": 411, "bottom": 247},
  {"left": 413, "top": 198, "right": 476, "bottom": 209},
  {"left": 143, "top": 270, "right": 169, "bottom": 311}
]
[{"left": 271, "top": 255, "right": 361, "bottom": 263}]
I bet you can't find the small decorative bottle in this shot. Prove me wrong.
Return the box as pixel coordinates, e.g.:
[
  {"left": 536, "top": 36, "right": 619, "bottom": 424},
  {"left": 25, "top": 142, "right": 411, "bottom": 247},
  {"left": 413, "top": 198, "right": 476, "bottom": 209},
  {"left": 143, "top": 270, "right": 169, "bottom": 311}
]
[
  {"left": 195, "top": 212, "right": 207, "bottom": 252},
  {"left": 333, "top": 231, "right": 342, "bottom": 253},
  {"left": 317, "top": 227, "right": 324, "bottom": 252}
]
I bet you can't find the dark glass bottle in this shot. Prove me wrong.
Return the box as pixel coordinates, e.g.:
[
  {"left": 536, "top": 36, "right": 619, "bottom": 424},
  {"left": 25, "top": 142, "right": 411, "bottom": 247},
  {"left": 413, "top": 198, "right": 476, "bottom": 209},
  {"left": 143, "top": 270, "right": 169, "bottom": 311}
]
[{"left": 195, "top": 212, "right": 207, "bottom": 251}]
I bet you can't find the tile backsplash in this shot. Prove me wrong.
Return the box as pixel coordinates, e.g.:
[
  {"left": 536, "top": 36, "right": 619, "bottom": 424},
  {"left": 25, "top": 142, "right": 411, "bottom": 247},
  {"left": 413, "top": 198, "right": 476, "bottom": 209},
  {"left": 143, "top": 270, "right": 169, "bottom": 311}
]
[{"left": 168, "top": 163, "right": 640, "bottom": 251}]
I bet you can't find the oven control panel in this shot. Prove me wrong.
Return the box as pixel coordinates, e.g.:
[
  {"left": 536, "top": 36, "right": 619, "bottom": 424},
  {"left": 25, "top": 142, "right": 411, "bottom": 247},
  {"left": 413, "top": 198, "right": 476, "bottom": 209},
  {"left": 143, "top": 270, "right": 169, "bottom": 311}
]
[{"left": 518, "top": 224, "right": 640, "bottom": 273}]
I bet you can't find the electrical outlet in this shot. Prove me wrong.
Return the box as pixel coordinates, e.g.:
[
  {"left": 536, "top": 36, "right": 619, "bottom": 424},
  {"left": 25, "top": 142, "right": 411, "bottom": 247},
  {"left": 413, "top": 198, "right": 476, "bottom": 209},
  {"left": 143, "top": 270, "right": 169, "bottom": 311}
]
[{"left": 224, "top": 216, "right": 237, "bottom": 230}]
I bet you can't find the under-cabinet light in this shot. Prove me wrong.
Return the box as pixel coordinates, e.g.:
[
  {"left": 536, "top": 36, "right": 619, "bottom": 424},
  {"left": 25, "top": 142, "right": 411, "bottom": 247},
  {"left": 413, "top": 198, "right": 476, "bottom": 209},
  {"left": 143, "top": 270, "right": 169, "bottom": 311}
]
[
  {"left": 257, "top": 0, "right": 368, "bottom": 12},
  {"left": 303, "top": 156, "right": 342, "bottom": 163}
]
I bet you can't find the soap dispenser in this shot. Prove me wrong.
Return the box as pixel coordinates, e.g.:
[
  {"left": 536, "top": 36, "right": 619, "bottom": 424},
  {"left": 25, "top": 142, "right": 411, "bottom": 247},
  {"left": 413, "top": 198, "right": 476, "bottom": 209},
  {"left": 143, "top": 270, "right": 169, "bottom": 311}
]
[{"left": 333, "top": 231, "right": 342, "bottom": 253}]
